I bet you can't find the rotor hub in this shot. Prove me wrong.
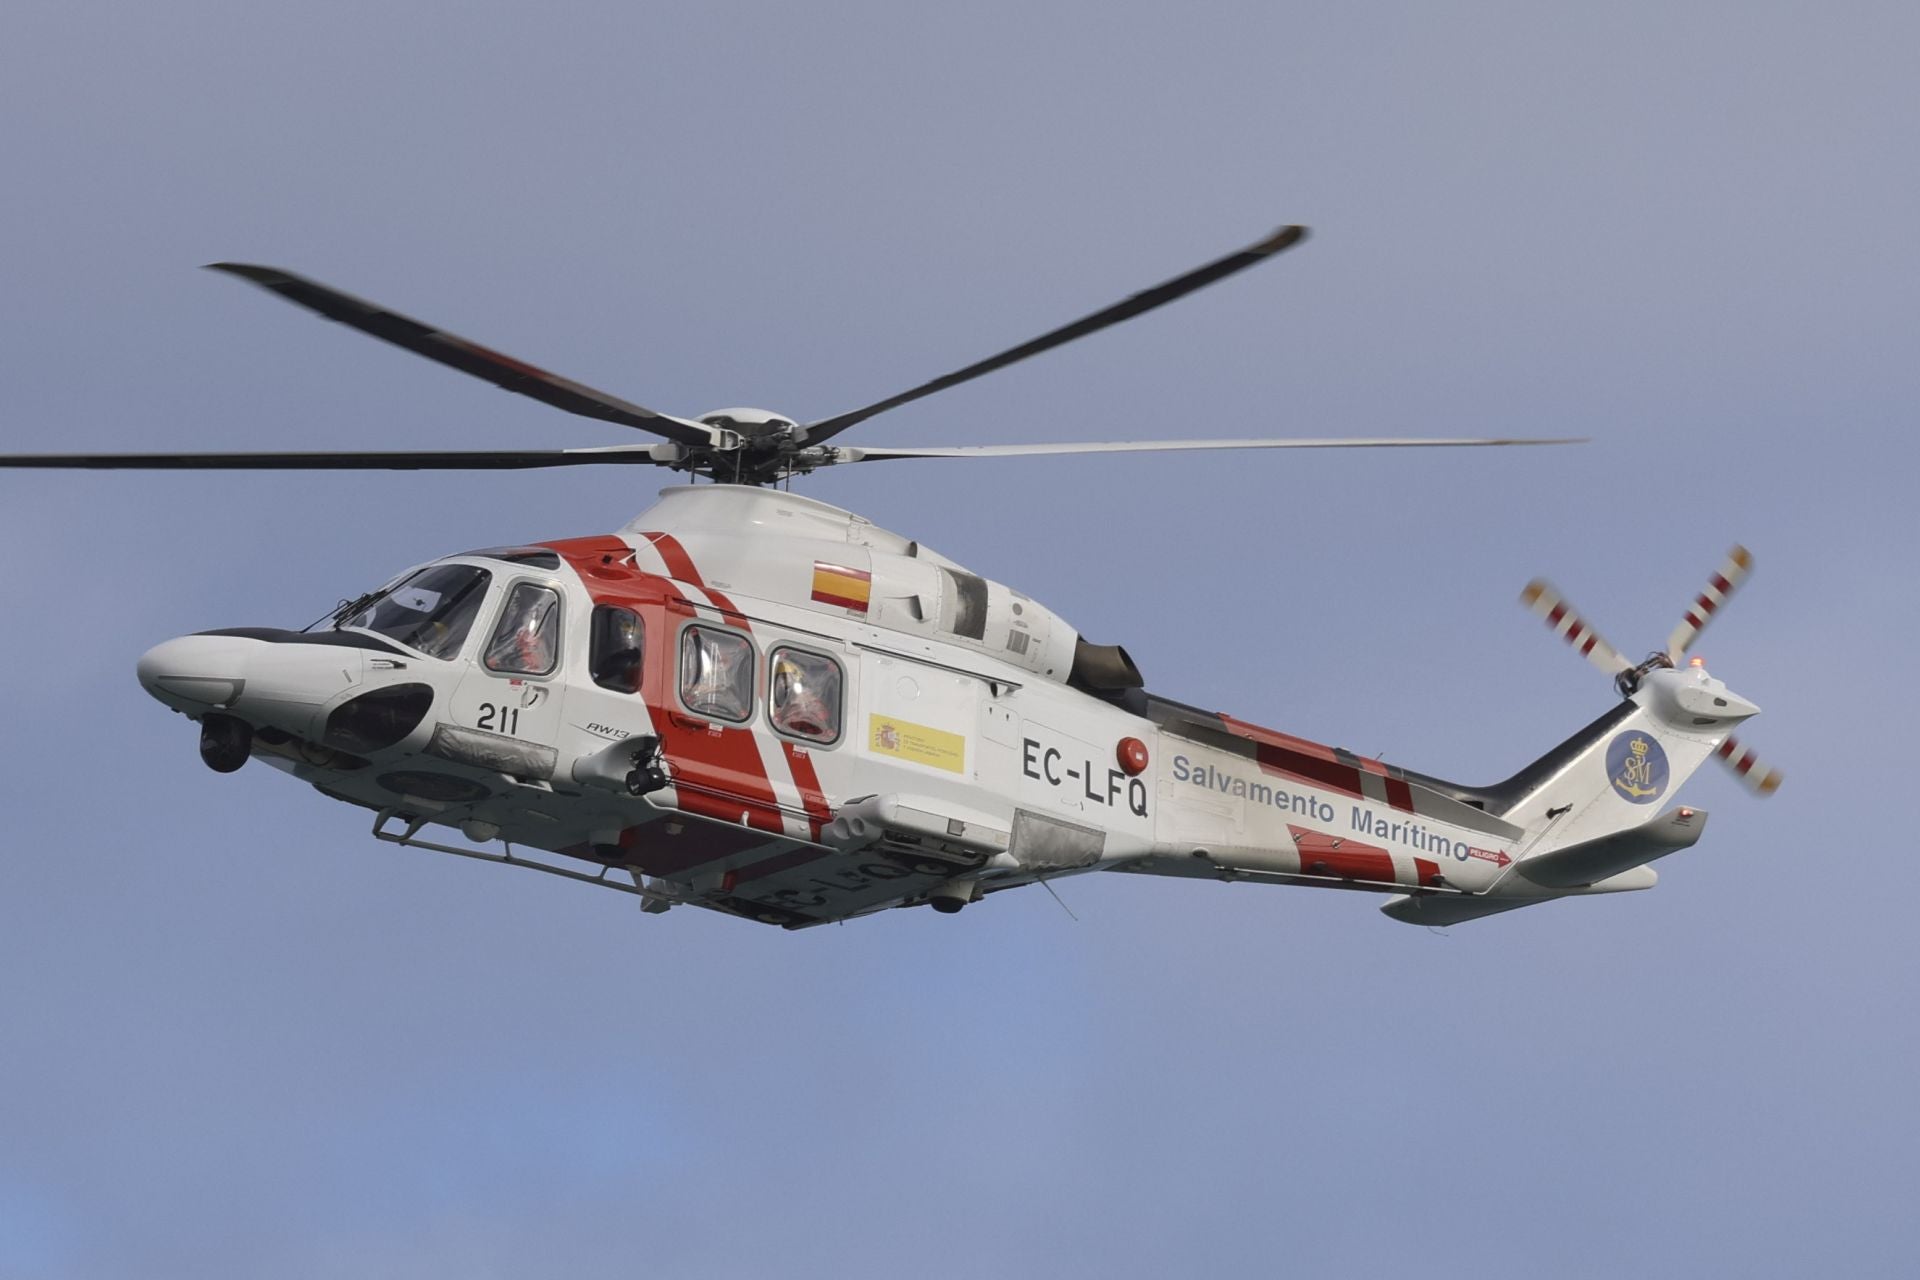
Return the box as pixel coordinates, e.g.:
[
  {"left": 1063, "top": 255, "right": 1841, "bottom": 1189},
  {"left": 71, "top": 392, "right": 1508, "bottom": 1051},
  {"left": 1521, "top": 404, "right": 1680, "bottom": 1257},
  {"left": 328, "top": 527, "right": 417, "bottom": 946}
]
[{"left": 696, "top": 408, "right": 799, "bottom": 440}]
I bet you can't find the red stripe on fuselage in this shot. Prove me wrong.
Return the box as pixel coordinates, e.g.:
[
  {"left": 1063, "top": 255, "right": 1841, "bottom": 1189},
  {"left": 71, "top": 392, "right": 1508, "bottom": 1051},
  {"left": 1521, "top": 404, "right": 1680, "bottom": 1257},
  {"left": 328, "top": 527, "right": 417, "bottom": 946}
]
[
  {"left": 780, "top": 743, "right": 831, "bottom": 840},
  {"left": 641, "top": 532, "right": 745, "bottom": 621},
  {"left": 1288, "top": 825, "right": 1396, "bottom": 882},
  {"left": 1355, "top": 754, "right": 1416, "bottom": 813},
  {"left": 636, "top": 530, "right": 834, "bottom": 838},
  {"left": 1219, "top": 714, "right": 1365, "bottom": 798},
  {"left": 542, "top": 535, "right": 791, "bottom": 848}
]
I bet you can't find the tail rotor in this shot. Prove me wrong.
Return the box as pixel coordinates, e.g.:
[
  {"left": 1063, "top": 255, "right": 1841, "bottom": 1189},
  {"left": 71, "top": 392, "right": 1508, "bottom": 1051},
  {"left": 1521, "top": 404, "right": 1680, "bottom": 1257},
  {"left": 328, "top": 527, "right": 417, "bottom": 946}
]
[
  {"left": 1716, "top": 735, "right": 1785, "bottom": 797},
  {"left": 1518, "top": 579, "right": 1633, "bottom": 678},
  {"left": 1518, "top": 545, "right": 1783, "bottom": 797},
  {"left": 1665, "top": 544, "right": 1754, "bottom": 665}
]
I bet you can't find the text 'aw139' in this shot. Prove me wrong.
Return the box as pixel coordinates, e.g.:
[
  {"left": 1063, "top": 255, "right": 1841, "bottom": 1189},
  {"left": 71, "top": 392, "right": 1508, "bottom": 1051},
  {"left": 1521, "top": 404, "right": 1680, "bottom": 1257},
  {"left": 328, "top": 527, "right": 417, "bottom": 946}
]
[{"left": 1, "top": 227, "right": 1781, "bottom": 928}]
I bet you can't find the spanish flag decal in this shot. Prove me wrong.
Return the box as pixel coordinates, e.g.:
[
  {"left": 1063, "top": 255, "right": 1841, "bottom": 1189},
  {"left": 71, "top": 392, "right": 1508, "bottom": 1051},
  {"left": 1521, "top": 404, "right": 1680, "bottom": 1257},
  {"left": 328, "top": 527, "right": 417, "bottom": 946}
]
[{"left": 811, "top": 561, "right": 872, "bottom": 613}]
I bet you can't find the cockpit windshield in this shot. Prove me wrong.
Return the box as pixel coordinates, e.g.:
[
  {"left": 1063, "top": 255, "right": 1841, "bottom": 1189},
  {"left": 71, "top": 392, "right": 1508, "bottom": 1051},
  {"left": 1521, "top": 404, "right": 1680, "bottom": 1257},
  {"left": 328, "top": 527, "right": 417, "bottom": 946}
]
[{"left": 338, "top": 563, "right": 492, "bottom": 659}]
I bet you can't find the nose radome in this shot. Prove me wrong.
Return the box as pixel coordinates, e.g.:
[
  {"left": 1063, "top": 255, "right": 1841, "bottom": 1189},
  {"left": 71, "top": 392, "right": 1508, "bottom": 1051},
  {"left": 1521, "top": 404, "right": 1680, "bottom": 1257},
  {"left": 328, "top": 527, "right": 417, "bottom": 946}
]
[{"left": 136, "top": 634, "right": 261, "bottom": 712}]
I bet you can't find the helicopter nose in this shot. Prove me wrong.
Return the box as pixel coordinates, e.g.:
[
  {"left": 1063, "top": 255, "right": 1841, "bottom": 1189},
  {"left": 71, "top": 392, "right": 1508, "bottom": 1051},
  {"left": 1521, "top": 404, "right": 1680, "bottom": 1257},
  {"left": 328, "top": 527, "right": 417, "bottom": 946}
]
[
  {"left": 136, "top": 634, "right": 259, "bottom": 712},
  {"left": 139, "top": 632, "right": 368, "bottom": 735}
]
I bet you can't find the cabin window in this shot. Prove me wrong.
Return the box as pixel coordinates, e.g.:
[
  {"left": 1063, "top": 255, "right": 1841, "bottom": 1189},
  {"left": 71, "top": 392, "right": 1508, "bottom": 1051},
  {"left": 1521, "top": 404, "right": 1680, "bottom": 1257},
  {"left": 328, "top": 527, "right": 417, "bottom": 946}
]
[
  {"left": 679, "top": 626, "right": 754, "bottom": 723},
  {"left": 768, "top": 647, "right": 843, "bottom": 745},
  {"left": 589, "top": 606, "right": 645, "bottom": 694},
  {"left": 483, "top": 582, "right": 562, "bottom": 676}
]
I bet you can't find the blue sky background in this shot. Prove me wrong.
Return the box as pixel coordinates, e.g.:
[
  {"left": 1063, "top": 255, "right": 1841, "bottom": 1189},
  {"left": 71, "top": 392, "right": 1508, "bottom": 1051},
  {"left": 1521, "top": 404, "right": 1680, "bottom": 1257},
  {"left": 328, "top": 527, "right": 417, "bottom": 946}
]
[{"left": 2, "top": 2, "right": 1915, "bottom": 1275}]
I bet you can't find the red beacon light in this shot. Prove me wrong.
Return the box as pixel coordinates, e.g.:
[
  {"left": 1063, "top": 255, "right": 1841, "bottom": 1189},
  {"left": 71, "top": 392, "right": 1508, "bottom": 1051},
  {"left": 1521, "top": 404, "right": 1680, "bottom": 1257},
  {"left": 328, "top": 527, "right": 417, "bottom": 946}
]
[{"left": 1116, "top": 736, "right": 1149, "bottom": 776}]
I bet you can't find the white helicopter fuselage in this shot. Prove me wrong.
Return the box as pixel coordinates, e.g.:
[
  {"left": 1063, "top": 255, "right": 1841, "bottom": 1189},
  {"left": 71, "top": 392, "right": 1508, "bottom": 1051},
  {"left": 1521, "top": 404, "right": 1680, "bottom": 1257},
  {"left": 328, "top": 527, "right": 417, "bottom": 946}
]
[
  {"left": 14, "top": 228, "right": 1773, "bottom": 930},
  {"left": 135, "top": 485, "right": 1757, "bottom": 928}
]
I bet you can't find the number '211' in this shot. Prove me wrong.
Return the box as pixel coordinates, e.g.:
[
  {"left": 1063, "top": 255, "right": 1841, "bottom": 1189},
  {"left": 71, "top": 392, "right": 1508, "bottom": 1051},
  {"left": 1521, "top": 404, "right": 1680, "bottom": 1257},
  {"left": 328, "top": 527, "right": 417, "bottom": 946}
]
[{"left": 477, "top": 702, "right": 520, "bottom": 735}]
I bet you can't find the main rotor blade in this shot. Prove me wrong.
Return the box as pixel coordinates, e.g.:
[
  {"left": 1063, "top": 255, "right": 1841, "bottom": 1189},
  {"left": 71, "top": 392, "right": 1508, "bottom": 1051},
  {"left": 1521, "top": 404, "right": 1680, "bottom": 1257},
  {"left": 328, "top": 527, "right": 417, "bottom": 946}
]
[
  {"left": 207, "top": 264, "right": 718, "bottom": 448},
  {"left": 1665, "top": 545, "right": 1753, "bottom": 664},
  {"left": 1518, "top": 578, "right": 1633, "bottom": 676},
  {"left": 831, "top": 436, "right": 1582, "bottom": 463},
  {"left": 800, "top": 225, "right": 1311, "bottom": 446},
  {"left": 0, "top": 445, "right": 679, "bottom": 471}
]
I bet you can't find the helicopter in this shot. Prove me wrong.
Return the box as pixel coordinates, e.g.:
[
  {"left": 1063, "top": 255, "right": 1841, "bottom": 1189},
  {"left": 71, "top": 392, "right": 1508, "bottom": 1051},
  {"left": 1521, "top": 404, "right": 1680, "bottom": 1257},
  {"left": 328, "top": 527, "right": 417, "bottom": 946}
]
[{"left": 0, "top": 226, "right": 1781, "bottom": 928}]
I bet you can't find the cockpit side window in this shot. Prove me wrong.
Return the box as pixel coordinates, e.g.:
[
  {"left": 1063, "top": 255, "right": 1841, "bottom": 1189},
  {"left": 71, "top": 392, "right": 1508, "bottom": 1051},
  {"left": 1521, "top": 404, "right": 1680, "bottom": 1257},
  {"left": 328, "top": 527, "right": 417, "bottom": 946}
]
[
  {"left": 679, "top": 625, "right": 754, "bottom": 723},
  {"left": 484, "top": 582, "right": 563, "bottom": 677},
  {"left": 339, "top": 564, "right": 492, "bottom": 660},
  {"left": 590, "top": 605, "right": 644, "bottom": 694}
]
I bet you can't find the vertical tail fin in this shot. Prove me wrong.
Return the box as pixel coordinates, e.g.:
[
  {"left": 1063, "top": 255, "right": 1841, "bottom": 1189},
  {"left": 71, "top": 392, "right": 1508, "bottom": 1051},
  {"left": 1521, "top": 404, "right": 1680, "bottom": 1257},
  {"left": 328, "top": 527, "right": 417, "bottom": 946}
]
[
  {"left": 1385, "top": 544, "right": 1782, "bottom": 924},
  {"left": 1508, "top": 542, "right": 1783, "bottom": 852},
  {"left": 1499, "top": 666, "right": 1754, "bottom": 854},
  {"left": 1385, "top": 668, "right": 1752, "bottom": 926}
]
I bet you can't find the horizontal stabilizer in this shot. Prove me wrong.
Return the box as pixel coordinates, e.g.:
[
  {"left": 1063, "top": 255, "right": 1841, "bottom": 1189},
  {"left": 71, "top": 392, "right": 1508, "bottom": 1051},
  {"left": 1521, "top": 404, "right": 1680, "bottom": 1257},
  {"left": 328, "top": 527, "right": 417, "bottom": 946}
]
[{"left": 1517, "top": 807, "right": 1706, "bottom": 889}]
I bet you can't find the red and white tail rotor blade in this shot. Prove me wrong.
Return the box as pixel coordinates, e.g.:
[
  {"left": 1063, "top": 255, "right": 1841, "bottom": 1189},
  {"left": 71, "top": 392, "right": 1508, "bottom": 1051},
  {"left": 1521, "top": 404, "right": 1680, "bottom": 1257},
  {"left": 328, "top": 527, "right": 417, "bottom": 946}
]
[
  {"left": 1519, "top": 579, "right": 1632, "bottom": 676},
  {"left": 1715, "top": 735, "right": 1783, "bottom": 797},
  {"left": 1666, "top": 545, "right": 1753, "bottom": 663}
]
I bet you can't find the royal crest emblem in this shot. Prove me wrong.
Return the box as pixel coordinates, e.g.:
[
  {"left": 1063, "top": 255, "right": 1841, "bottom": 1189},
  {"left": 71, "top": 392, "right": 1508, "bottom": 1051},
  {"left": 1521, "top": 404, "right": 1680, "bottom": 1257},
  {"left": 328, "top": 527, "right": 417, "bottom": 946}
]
[{"left": 1606, "top": 730, "right": 1669, "bottom": 804}]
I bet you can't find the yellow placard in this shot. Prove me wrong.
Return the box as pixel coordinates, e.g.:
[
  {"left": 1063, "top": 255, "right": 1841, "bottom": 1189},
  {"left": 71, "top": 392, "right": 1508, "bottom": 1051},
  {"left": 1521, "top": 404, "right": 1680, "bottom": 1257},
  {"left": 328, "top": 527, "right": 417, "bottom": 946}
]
[{"left": 867, "top": 714, "right": 966, "bottom": 774}]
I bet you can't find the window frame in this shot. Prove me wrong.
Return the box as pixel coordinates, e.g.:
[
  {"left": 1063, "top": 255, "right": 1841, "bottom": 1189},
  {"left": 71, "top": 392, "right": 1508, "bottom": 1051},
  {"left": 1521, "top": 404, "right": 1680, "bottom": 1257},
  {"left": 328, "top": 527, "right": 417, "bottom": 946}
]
[
  {"left": 765, "top": 644, "right": 846, "bottom": 747},
  {"left": 481, "top": 579, "right": 565, "bottom": 679},
  {"left": 676, "top": 622, "right": 757, "bottom": 725}
]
